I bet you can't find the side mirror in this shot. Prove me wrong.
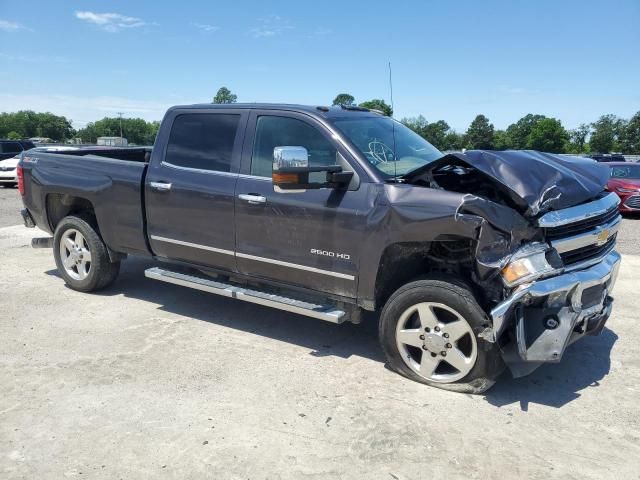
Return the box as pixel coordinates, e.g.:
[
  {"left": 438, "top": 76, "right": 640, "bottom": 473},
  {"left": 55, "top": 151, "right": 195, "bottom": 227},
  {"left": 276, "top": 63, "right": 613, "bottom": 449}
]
[{"left": 272, "top": 146, "right": 353, "bottom": 191}]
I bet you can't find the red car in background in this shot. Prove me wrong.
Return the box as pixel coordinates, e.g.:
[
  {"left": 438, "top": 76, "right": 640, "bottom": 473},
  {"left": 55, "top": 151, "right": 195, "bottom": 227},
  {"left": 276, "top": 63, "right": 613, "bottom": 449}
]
[{"left": 607, "top": 162, "right": 640, "bottom": 212}]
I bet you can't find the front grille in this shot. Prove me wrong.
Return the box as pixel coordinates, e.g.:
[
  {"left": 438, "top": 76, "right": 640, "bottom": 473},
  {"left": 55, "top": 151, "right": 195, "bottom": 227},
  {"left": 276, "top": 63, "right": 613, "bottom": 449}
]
[
  {"left": 559, "top": 234, "right": 616, "bottom": 266},
  {"left": 624, "top": 195, "right": 640, "bottom": 210},
  {"left": 544, "top": 206, "right": 619, "bottom": 240},
  {"left": 0, "top": 167, "right": 15, "bottom": 172}
]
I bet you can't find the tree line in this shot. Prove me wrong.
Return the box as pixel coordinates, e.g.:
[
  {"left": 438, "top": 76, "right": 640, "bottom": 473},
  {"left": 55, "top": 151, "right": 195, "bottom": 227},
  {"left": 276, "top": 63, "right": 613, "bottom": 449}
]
[
  {"left": 217, "top": 86, "right": 640, "bottom": 155},
  {"left": 325, "top": 91, "right": 640, "bottom": 155},
  {"left": 0, "top": 111, "right": 160, "bottom": 145},
  {"left": 2, "top": 87, "right": 638, "bottom": 154}
]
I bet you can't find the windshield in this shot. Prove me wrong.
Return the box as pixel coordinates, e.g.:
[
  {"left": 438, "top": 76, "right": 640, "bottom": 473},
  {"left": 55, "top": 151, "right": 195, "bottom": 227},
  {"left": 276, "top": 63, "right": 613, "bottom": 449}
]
[
  {"left": 332, "top": 116, "right": 443, "bottom": 177},
  {"left": 610, "top": 165, "right": 640, "bottom": 179}
]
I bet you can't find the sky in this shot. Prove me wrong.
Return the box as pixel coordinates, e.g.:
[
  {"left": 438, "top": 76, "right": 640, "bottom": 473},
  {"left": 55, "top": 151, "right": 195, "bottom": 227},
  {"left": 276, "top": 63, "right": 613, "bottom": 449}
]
[{"left": 0, "top": 0, "right": 639, "bottom": 131}]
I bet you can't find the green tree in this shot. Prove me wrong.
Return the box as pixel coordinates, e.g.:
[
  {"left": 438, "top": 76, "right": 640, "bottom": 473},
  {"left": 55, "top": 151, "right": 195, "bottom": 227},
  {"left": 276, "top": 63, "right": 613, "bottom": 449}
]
[
  {"left": 0, "top": 110, "right": 74, "bottom": 141},
  {"left": 566, "top": 123, "right": 591, "bottom": 154},
  {"left": 358, "top": 99, "right": 393, "bottom": 116},
  {"left": 505, "top": 114, "right": 547, "bottom": 149},
  {"left": 618, "top": 111, "right": 640, "bottom": 154},
  {"left": 423, "top": 120, "right": 451, "bottom": 150},
  {"left": 332, "top": 93, "right": 355, "bottom": 106},
  {"left": 442, "top": 131, "right": 465, "bottom": 151},
  {"left": 400, "top": 116, "right": 454, "bottom": 150},
  {"left": 526, "top": 118, "right": 569, "bottom": 153},
  {"left": 76, "top": 117, "right": 159, "bottom": 145},
  {"left": 590, "top": 114, "right": 624, "bottom": 153},
  {"left": 7, "top": 131, "right": 21, "bottom": 139},
  {"left": 212, "top": 87, "right": 237, "bottom": 104},
  {"left": 493, "top": 130, "right": 513, "bottom": 150},
  {"left": 465, "top": 114, "right": 495, "bottom": 149},
  {"left": 401, "top": 115, "right": 428, "bottom": 136}
]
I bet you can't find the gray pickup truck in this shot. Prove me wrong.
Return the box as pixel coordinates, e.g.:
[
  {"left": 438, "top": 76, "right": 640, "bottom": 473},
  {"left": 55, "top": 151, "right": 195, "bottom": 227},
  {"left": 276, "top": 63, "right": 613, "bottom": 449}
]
[{"left": 18, "top": 104, "right": 621, "bottom": 392}]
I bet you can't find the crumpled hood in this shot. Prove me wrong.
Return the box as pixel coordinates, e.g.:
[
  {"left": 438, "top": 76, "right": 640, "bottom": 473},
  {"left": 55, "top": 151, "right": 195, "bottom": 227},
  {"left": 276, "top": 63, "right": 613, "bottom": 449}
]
[{"left": 404, "top": 150, "right": 610, "bottom": 218}]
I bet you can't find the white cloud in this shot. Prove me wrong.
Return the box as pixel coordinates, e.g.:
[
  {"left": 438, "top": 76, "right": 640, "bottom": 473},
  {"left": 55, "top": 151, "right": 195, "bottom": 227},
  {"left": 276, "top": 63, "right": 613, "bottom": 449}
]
[
  {"left": 0, "top": 52, "right": 70, "bottom": 63},
  {"left": 0, "top": 20, "right": 25, "bottom": 32},
  {"left": 193, "top": 23, "right": 220, "bottom": 33},
  {"left": 75, "top": 11, "right": 147, "bottom": 32},
  {"left": 0, "top": 93, "right": 196, "bottom": 127},
  {"left": 249, "top": 15, "right": 293, "bottom": 38}
]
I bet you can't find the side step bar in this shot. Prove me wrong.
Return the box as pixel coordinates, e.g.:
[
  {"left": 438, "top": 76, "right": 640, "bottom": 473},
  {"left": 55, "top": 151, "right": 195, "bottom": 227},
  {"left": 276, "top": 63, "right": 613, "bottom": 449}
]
[{"left": 144, "top": 267, "right": 347, "bottom": 323}]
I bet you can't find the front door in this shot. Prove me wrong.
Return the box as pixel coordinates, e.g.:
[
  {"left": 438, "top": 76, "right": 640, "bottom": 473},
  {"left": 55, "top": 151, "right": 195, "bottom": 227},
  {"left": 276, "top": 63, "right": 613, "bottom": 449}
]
[
  {"left": 234, "top": 111, "right": 371, "bottom": 298},
  {"left": 145, "top": 109, "right": 247, "bottom": 271}
]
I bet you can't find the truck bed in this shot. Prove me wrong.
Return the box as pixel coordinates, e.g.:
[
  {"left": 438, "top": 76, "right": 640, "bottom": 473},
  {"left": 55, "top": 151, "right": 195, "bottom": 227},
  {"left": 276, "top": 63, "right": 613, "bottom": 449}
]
[{"left": 20, "top": 147, "right": 151, "bottom": 256}]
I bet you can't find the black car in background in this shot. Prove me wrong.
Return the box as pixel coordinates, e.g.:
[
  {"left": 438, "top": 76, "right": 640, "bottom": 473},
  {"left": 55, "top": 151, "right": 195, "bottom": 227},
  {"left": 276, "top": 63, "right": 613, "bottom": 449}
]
[
  {"left": 0, "top": 140, "right": 36, "bottom": 161},
  {"left": 589, "top": 153, "right": 626, "bottom": 162}
]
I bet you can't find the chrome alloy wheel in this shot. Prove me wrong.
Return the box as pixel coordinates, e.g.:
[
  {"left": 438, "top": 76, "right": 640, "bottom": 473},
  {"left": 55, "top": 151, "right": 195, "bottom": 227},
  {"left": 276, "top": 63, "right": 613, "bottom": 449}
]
[
  {"left": 59, "top": 229, "right": 92, "bottom": 281},
  {"left": 395, "top": 302, "right": 477, "bottom": 383}
]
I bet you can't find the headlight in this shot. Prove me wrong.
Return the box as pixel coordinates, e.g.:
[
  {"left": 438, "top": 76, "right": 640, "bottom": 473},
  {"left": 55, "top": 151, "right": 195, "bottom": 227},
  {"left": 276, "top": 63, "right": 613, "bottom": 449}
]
[
  {"left": 501, "top": 245, "right": 558, "bottom": 287},
  {"left": 616, "top": 187, "right": 638, "bottom": 193}
]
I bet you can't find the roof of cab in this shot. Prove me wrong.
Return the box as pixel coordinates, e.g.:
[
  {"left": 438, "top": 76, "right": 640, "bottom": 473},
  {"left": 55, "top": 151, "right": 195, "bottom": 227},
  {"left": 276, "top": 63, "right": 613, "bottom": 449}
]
[{"left": 168, "top": 103, "right": 382, "bottom": 119}]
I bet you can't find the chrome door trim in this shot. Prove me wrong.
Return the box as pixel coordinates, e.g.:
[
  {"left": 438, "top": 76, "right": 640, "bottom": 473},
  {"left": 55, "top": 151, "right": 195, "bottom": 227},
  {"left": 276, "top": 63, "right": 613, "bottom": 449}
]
[
  {"left": 149, "top": 235, "right": 355, "bottom": 281},
  {"left": 236, "top": 252, "right": 355, "bottom": 281},
  {"left": 150, "top": 235, "right": 235, "bottom": 256},
  {"left": 160, "top": 161, "right": 240, "bottom": 177}
]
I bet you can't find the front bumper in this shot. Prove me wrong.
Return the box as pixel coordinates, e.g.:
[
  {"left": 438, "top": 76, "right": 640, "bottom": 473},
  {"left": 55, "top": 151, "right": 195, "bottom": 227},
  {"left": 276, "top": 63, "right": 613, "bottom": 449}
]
[
  {"left": 490, "top": 250, "right": 621, "bottom": 376},
  {"left": 0, "top": 170, "right": 17, "bottom": 182}
]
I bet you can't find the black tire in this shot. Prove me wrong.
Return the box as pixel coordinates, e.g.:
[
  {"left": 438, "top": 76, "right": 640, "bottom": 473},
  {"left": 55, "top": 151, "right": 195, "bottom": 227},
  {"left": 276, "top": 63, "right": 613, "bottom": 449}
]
[
  {"left": 379, "top": 276, "right": 504, "bottom": 393},
  {"left": 53, "top": 215, "right": 120, "bottom": 292}
]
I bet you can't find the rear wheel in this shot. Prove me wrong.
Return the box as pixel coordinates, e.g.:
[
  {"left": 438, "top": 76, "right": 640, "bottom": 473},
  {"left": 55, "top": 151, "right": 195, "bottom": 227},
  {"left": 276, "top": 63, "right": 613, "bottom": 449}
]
[
  {"left": 53, "top": 216, "right": 120, "bottom": 292},
  {"left": 379, "top": 277, "right": 504, "bottom": 393}
]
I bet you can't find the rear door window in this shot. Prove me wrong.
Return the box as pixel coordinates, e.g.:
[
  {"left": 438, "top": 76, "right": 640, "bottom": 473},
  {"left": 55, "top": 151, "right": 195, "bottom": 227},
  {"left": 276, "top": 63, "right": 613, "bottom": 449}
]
[
  {"left": 164, "top": 113, "right": 241, "bottom": 172},
  {"left": 0, "top": 142, "right": 23, "bottom": 154}
]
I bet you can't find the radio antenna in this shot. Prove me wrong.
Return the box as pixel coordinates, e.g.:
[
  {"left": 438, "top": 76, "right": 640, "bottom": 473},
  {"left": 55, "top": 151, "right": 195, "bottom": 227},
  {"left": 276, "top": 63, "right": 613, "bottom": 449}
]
[
  {"left": 388, "top": 61, "right": 398, "bottom": 179},
  {"left": 388, "top": 61, "right": 395, "bottom": 116}
]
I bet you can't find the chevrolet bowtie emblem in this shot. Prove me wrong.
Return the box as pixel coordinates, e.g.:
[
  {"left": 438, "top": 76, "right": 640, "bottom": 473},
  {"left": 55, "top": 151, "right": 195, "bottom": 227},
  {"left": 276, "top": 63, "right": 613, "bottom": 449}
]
[{"left": 595, "top": 228, "right": 610, "bottom": 246}]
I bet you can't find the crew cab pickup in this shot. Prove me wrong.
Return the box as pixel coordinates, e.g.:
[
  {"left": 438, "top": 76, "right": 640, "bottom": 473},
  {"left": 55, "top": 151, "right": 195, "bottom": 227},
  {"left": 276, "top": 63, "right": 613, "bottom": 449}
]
[{"left": 18, "top": 104, "right": 621, "bottom": 392}]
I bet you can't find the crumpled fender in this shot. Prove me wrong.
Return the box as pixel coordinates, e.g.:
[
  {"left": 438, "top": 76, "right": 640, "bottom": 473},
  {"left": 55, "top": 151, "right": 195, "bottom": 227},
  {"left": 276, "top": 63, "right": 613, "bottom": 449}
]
[{"left": 357, "top": 184, "right": 541, "bottom": 308}]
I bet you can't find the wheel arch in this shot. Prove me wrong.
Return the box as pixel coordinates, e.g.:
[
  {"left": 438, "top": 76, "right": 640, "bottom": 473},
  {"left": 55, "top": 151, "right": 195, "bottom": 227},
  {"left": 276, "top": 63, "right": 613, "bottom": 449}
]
[
  {"left": 373, "top": 239, "right": 480, "bottom": 311},
  {"left": 46, "top": 194, "right": 124, "bottom": 262}
]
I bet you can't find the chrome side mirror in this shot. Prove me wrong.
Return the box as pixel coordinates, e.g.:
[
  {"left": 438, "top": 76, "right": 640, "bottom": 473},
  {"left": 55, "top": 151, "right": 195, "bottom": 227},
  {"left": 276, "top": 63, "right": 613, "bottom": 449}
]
[{"left": 273, "top": 146, "right": 309, "bottom": 171}]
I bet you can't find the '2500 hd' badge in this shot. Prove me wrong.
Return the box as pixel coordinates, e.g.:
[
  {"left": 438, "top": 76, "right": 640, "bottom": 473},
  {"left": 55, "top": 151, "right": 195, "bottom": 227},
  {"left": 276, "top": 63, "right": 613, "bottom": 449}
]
[{"left": 310, "top": 249, "right": 350, "bottom": 260}]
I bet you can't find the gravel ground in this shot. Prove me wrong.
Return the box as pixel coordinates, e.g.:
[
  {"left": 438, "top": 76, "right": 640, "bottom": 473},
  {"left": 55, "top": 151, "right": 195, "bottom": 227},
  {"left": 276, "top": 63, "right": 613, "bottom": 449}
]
[
  {"left": 0, "top": 214, "right": 639, "bottom": 478},
  {"left": 0, "top": 187, "right": 22, "bottom": 228}
]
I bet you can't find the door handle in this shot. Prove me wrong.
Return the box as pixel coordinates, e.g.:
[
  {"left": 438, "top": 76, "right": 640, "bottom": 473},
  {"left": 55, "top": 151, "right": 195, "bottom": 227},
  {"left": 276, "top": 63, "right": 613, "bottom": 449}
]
[
  {"left": 238, "top": 193, "right": 266, "bottom": 205},
  {"left": 150, "top": 181, "right": 172, "bottom": 192}
]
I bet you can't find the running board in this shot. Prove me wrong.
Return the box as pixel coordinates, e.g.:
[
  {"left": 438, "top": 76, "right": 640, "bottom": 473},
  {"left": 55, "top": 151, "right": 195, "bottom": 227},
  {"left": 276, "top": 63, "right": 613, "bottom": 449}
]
[{"left": 144, "top": 267, "right": 347, "bottom": 323}]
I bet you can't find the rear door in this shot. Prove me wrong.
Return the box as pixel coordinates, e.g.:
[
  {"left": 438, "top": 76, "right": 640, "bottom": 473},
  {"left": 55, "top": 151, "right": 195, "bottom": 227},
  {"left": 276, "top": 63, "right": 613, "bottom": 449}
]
[
  {"left": 145, "top": 108, "right": 248, "bottom": 271},
  {"left": 234, "top": 110, "right": 371, "bottom": 298}
]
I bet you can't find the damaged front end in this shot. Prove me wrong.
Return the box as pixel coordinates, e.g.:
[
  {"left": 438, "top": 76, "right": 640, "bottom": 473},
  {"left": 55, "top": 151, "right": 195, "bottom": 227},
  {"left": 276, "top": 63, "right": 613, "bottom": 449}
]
[{"left": 403, "top": 150, "right": 621, "bottom": 378}]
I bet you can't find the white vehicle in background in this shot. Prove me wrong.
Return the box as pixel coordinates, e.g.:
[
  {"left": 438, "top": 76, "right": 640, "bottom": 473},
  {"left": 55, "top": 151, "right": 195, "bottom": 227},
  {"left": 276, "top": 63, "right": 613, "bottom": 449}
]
[
  {"left": 0, "top": 146, "right": 79, "bottom": 188},
  {"left": 0, "top": 154, "right": 21, "bottom": 187}
]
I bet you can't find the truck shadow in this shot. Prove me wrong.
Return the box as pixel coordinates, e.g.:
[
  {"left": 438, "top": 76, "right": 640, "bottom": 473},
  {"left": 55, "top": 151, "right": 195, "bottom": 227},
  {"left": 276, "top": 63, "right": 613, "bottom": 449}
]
[
  {"left": 47, "top": 256, "right": 384, "bottom": 363},
  {"left": 46, "top": 256, "right": 617, "bottom": 409},
  {"left": 484, "top": 328, "right": 617, "bottom": 410}
]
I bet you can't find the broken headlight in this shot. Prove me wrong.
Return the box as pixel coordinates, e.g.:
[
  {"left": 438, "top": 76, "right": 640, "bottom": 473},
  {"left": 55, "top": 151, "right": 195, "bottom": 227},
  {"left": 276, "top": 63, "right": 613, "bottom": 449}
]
[{"left": 501, "top": 244, "right": 558, "bottom": 287}]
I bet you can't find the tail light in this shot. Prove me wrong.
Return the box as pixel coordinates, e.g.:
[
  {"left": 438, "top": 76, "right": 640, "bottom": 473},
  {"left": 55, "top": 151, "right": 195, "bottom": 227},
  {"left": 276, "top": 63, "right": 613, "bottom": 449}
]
[{"left": 17, "top": 165, "right": 25, "bottom": 195}]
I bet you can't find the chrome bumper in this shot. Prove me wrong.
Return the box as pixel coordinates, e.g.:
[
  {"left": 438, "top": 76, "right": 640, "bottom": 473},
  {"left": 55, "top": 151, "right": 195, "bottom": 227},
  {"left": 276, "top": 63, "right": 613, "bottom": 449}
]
[{"left": 489, "top": 251, "right": 621, "bottom": 370}]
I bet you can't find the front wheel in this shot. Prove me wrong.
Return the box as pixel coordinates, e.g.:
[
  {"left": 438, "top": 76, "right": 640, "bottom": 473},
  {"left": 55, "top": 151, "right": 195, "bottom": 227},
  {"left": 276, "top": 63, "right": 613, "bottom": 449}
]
[
  {"left": 53, "top": 215, "right": 120, "bottom": 292},
  {"left": 379, "top": 277, "right": 504, "bottom": 393}
]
